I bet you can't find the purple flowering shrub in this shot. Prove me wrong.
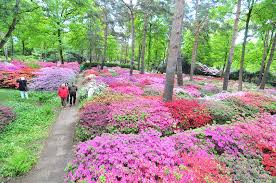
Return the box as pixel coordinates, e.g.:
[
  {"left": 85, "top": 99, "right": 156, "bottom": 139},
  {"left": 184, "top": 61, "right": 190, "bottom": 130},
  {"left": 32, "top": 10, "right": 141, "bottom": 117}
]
[
  {"left": 66, "top": 114, "right": 275, "bottom": 182},
  {"left": 78, "top": 97, "right": 176, "bottom": 140},
  {"left": 29, "top": 67, "right": 76, "bottom": 91},
  {"left": 0, "top": 105, "right": 16, "bottom": 132}
]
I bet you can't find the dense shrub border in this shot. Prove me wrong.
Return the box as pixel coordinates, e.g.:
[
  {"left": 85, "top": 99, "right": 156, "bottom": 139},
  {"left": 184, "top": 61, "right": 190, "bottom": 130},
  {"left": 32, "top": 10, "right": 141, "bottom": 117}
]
[{"left": 0, "top": 89, "right": 59, "bottom": 181}]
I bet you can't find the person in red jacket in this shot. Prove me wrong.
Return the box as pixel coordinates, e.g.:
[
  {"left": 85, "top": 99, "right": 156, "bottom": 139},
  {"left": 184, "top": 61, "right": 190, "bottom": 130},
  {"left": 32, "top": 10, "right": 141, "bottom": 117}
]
[{"left": 58, "top": 83, "right": 69, "bottom": 107}]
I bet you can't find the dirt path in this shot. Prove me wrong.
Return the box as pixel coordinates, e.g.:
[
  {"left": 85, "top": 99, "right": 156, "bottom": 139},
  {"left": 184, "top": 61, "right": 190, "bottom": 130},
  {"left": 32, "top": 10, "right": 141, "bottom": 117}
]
[{"left": 12, "top": 104, "right": 78, "bottom": 183}]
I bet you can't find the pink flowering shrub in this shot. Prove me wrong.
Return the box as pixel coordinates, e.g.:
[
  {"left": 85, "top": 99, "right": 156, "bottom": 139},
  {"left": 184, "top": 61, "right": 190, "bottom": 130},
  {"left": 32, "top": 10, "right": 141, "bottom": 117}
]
[
  {"left": 39, "top": 62, "right": 80, "bottom": 73},
  {"left": 29, "top": 67, "right": 76, "bottom": 91},
  {"left": 183, "top": 84, "right": 201, "bottom": 97},
  {"left": 78, "top": 97, "right": 176, "bottom": 140}
]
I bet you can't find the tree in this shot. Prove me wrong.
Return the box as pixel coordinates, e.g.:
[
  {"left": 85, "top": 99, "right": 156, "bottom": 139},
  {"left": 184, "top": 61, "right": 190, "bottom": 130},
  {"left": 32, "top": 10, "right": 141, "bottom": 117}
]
[
  {"left": 0, "top": 0, "right": 20, "bottom": 49},
  {"left": 140, "top": 13, "right": 148, "bottom": 74},
  {"left": 121, "top": 0, "right": 135, "bottom": 75},
  {"left": 260, "top": 32, "right": 276, "bottom": 89},
  {"left": 222, "top": 0, "right": 242, "bottom": 91},
  {"left": 238, "top": 0, "right": 256, "bottom": 91},
  {"left": 163, "top": 0, "right": 185, "bottom": 102}
]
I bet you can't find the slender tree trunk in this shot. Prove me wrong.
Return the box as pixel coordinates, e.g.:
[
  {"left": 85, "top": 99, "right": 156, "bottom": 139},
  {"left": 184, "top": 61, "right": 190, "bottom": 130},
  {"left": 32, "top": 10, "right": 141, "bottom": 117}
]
[
  {"left": 57, "top": 25, "right": 64, "bottom": 64},
  {"left": 10, "top": 34, "right": 14, "bottom": 59},
  {"left": 0, "top": 0, "right": 20, "bottom": 49},
  {"left": 260, "top": 33, "right": 276, "bottom": 89},
  {"left": 137, "top": 43, "right": 141, "bottom": 71},
  {"left": 130, "top": 10, "right": 135, "bottom": 75},
  {"left": 222, "top": 0, "right": 241, "bottom": 91},
  {"left": 238, "top": 7, "right": 253, "bottom": 91},
  {"left": 177, "top": 23, "right": 184, "bottom": 86},
  {"left": 125, "top": 41, "right": 129, "bottom": 64},
  {"left": 101, "top": 17, "right": 108, "bottom": 70},
  {"left": 189, "top": 0, "right": 199, "bottom": 81},
  {"left": 163, "top": 0, "right": 185, "bottom": 101},
  {"left": 221, "top": 51, "right": 228, "bottom": 77},
  {"left": 4, "top": 45, "right": 8, "bottom": 62},
  {"left": 140, "top": 14, "right": 148, "bottom": 74},
  {"left": 147, "top": 23, "right": 152, "bottom": 70},
  {"left": 258, "top": 29, "right": 274, "bottom": 85}
]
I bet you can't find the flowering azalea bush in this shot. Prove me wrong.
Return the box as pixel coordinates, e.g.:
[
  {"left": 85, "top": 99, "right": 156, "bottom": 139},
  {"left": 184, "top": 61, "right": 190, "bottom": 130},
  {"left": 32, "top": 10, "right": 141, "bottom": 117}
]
[
  {"left": 0, "top": 105, "right": 16, "bottom": 132},
  {"left": 165, "top": 99, "right": 212, "bottom": 130},
  {"left": 0, "top": 68, "right": 37, "bottom": 88},
  {"left": 29, "top": 67, "right": 76, "bottom": 91},
  {"left": 39, "top": 61, "right": 80, "bottom": 73},
  {"left": 66, "top": 114, "right": 275, "bottom": 182}
]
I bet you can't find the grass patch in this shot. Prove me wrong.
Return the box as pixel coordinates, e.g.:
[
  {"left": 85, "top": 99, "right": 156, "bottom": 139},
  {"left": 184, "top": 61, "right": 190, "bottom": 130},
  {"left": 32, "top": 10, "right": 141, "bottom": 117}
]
[{"left": 0, "top": 89, "right": 59, "bottom": 181}]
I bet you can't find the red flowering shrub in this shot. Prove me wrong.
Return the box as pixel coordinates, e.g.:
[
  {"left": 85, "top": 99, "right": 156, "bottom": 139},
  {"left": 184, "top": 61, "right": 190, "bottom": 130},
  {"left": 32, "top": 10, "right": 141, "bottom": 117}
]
[
  {"left": 0, "top": 105, "right": 16, "bottom": 132},
  {"left": 258, "top": 144, "right": 276, "bottom": 176},
  {"left": 179, "top": 153, "right": 231, "bottom": 183},
  {"left": 0, "top": 68, "right": 37, "bottom": 88},
  {"left": 78, "top": 103, "right": 111, "bottom": 139},
  {"left": 166, "top": 99, "right": 212, "bottom": 130}
]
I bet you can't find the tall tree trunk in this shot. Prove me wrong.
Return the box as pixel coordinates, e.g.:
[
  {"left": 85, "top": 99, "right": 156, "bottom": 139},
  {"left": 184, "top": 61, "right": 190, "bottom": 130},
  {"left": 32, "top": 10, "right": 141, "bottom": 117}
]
[
  {"left": 189, "top": 0, "right": 199, "bottom": 81},
  {"left": 147, "top": 23, "right": 152, "bottom": 70},
  {"left": 4, "top": 45, "right": 8, "bottom": 62},
  {"left": 260, "top": 33, "right": 276, "bottom": 89},
  {"left": 221, "top": 51, "right": 228, "bottom": 77},
  {"left": 125, "top": 41, "right": 129, "bottom": 64},
  {"left": 258, "top": 29, "right": 274, "bottom": 85},
  {"left": 10, "top": 34, "right": 14, "bottom": 59},
  {"left": 222, "top": 0, "right": 241, "bottom": 91},
  {"left": 137, "top": 43, "right": 142, "bottom": 71},
  {"left": 238, "top": 6, "right": 253, "bottom": 91},
  {"left": 0, "top": 0, "right": 20, "bottom": 49},
  {"left": 130, "top": 9, "right": 135, "bottom": 75},
  {"left": 163, "top": 0, "right": 185, "bottom": 101},
  {"left": 177, "top": 23, "right": 184, "bottom": 86},
  {"left": 57, "top": 25, "right": 64, "bottom": 64},
  {"left": 140, "top": 14, "right": 148, "bottom": 74},
  {"left": 101, "top": 17, "right": 108, "bottom": 70}
]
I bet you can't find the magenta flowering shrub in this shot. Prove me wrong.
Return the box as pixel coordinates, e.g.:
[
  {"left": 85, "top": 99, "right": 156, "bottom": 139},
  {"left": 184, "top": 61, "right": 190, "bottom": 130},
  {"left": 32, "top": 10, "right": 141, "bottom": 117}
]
[
  {"left": 39, "top": 62, "right": 80, "bottom": 73},
  {"left": 65, "top": 130, "right": 231, "bottom": 182},
  {"left": 67, "top": 110, "right": 275, "bottom": 182},
  {"left": 112, "top": 85, "right": 144, "bottom": 95},
  {"left": 0, "top": 60, "right": 28, "bottom": 71},
  {"left": 78, "top": 97, "right": 176, "bottom": 140},
  {"left": 29, "top": 67, "right": 76, "bottom": 91}
]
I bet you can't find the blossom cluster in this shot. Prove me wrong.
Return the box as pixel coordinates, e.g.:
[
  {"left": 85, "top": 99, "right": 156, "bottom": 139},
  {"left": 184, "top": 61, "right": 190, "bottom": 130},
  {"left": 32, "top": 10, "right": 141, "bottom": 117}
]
[
  {"left": 0, "top": 60, "right": 80, "bottom": 90},
  {"left": 71, "top": 67, "right": 276, "bottom": 182},
  {"left": 29, "top": 67, "right": 77, "bottom": 91},
  {"left": 66, "top": 114, "right": 275, "bottom": 182}
]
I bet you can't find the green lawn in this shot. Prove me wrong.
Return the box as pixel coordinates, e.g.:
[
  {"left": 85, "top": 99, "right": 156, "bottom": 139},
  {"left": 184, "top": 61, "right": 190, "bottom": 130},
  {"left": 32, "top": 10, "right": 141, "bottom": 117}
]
[{"left": 0, "top": 89, "right": 59, "bottom": 181}]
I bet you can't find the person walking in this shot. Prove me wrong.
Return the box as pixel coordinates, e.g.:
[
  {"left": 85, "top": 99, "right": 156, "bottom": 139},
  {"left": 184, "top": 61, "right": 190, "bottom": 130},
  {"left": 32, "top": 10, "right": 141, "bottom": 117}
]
[
  {"left": 16, "top": 77, "right": 28, "bottom": 99},
  {"left": 69, "top": 83, "right": 78, "bottom": 106},
  {"left": 65, "top": 82, "right": 70, "bottom": 103},
  {"left": 58, "top": 84, "right": 69, "bottom": 107}
]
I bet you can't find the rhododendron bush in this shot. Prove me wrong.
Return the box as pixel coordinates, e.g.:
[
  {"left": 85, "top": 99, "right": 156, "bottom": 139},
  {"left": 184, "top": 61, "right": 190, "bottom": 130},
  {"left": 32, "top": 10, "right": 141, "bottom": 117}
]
[
  {"left": 66, "top": 114, "right": 275, "bottom": 182},
  {"left": 71, "top": 67, "right": 276, "bottom": 182},
  {"left": 29, "top": 67, "right": 76, "bottom": 91},
  {"left": 0, "top": 61, "right": 80, "bottom": 90}
]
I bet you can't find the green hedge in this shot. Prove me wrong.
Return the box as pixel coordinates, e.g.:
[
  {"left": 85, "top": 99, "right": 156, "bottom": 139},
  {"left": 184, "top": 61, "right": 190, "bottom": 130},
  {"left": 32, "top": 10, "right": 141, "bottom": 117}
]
[{"left": 81, "top": 62, "right": 135, "bottom": 71}]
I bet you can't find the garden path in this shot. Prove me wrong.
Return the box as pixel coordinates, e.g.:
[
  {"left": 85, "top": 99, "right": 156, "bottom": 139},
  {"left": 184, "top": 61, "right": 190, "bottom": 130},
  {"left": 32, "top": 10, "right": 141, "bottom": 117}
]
[{"left": 12, "top": 105, "right": 78, "bottom": 183}]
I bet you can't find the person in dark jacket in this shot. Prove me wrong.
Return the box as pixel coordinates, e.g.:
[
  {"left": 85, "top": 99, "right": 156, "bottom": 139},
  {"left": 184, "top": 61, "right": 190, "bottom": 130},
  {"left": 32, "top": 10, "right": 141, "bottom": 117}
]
[
  {"left": 69, "top": 83, "right": 78, "bottom": 106},
  {"left": 16, "top": 77, "right": 28, "bottom": 99},
  {"left": 65, "top": 82, "right": 70, "bottom": 103}
]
